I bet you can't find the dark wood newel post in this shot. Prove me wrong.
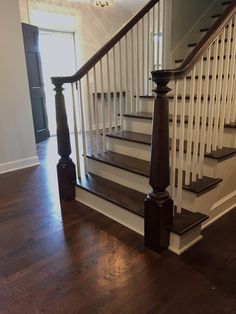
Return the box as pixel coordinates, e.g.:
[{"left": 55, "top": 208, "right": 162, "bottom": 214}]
[
  {"left": 144, "top": 74, "right": 173, "bottom": 253},
  {"left": 52, "top": 81, "right": 76, "bottom": 201}
]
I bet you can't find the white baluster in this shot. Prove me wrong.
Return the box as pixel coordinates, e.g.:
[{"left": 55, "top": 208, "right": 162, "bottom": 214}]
[
  {"left": 147, "top": 12, "right": 150, "bottom": 94},
  {"left": 192, "top": 58, "right": 203, "bottom": 181},
  {"left": 160, "top": 0, "right": 164, "bottom": 69},
  {"left": 118, "top": 40, "right": 124, "bottom": 130},
  {"left": 71, "top": 83, "right": 81, "bottom": 178},
  {"left": 100, "top": 59, "right": 106, "bottom": 152},
  {"left": 112, "top": 46, "right": 118, "bottom": 130},
  {"left": 176, "top": 78, "right": 186, "bottom": 213},
  {"left": 157, "top": 1, "right": 161, "bottom": 69},
  {"left": 86, "top": 73, "right": 94, "bottom": 157},
  {"left": 227, "top": 17, "right": 236, "bottom": 124},
  {"left": 136, "top": 23, "right": 140, "bottom": 112},
  {"left": 213, "top": 29, "right": 226, "bottom": 150},
  {"left": 152, "top": 6, "right": 155, "bottom": 71},
  {"left": 170, "top": 80, "right": 178, "bottom": 202},
  {"left": 219, "top": 22, "right": 232, "bottom": 147},
  {"left": 106, "top": 53, "right": 112, "bottom": 133},
  {"left": 207, "top": 38, "right": 219, "bottom": 153},
  {"left": 199, "top": 49, "right": 211, "bottom": 178},
  {"left": 130, "top": 29, "right": 135, "bottom": 111},
  {"left": 78, "top": 80, "right": 88, "bottom": 174},
  {"left": 185, "top": 66, "right": 196, "bottom": 185},
  {"left": 93, "top": 66, "right": 101, "bottom": 154},
  {"left": 125, "top": 35, "right": 130, "bottom": 113},
  {"left": 141, "top": 18, "right": 145, "bottom": 95}
]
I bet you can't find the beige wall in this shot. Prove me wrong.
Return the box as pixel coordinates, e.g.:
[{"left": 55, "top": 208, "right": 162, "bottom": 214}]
[
  {"left": 0, "top": 0, "right": 38, "bottom": 173},
  {"left": 18, "top": 0, "right": 147, "bottom": 66}
]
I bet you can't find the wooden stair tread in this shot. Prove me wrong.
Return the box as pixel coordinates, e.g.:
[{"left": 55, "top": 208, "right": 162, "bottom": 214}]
[
  {"left": 224, "top": 122, "right": 236, "bottom": 128},
  {"left": 139, "top": 95, "right": 155, "bottom": 99},
  {"left": 175, "top": 55, "right": 232, "bottom": 64},
  {"left": 168, "top": 95, "right": 220, "bottom": 101},
  {"left": 77, "top": 173, "right": 145, "bottom": 217},
  {"left": 106, "top": 130, "right": 151, "bottom": 145},
  {"left": 211, "top": 14, "right": 221, "bottom": 18},
  {"left": 76, "top": 175, "right": 209, "bottom": 234},
  {"left": 124, "top": 112, "right": 236, "bottom": 130},
  {"left": 200, "top": 24, "right": 234, "bottom": 33},
  {"left": 106, "top": 130, "right": 236, "bottom": 160},
  {"left": 87, "top": 151, "right": 150, "bottom": 177},
  {"left": 182, "top": 175, "right": 222, "bottom": 195},
  {"left": 188, "top": 38, "right": 233, "bottom": 47},
  {"left": 88, "top": 151, "right": 222, "bottom": 195},
  {"left": 200, "top": 28, "right": 210, "bottom": 32},
  {"left": 186, "top": 74, "right": 230, "bottom": 80},
  {"left": 168, "top": 209, "right": 208, "bottom": 235},
  {"left": 205, "top": 147, "right": 236, "bottom": 160},
  {"left": 123, "top": 112, "right": 153, "bottom": 120},
  {"left": 222, "top": 1, "right": 232, "bottom": 5}
]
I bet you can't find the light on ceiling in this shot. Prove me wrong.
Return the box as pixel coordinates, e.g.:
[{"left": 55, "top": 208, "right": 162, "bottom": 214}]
[{"left": 92, "top": 1, "right": 114, "bottom": 8}]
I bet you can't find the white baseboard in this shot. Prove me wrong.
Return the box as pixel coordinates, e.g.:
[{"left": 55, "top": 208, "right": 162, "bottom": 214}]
[
  {"left": 202, "top": 190, "right": 236, "bottom": 229},
  {"left": 0, "top": 156, "right": 40, "bottom": 174}
]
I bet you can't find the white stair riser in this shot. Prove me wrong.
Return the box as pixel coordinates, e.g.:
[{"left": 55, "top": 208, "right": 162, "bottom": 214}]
[
  {"left": 122, "top": 115, "right": 235, "bottom": 148},
  {"left": 139, "top": 98, "right": 154, "bottom": 113},
  {"left": 223, "top": 128, "right": 236, "bottom": 147},
  {"left": 169, "top": 226, "right": 203, "bottom": 255},
  {"left": 124, "top": 117, "right": 152, "bottom": 135},
  {"left": 107, "top": 136, "right": 151, "bottom": 161},
  {"left": 87, "top": 158, "right": 150, "bottom": 194}
]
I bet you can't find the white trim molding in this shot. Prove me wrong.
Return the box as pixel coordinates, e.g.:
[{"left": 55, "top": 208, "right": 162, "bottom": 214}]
[
  {"left": 0, "top": 156, "right": 40, "bottom": 174},
  {"left": 202, "top": 190, "right": 236, "bottom": 229}
]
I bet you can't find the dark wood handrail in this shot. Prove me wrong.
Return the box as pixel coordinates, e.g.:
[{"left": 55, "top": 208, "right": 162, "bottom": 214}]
[
  {"left": 51, "top": 0, "right": 159, "bottom": 85},
  {"left": 152, "top": 1, "right": 236, "bottom": 82}
]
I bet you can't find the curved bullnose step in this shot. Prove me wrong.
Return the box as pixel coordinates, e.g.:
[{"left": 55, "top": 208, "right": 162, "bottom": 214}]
[
  {"left": 168, "top": 209, "right": 209, "bottom": 255},
  {"left": 168, "top": 209, "right": 209, "bottom": 236}
]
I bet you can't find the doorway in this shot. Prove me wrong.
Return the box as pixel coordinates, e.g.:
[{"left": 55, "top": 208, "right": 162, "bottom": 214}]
[{"left": 39, "top": 30, "right": 77, "bottom": 136}]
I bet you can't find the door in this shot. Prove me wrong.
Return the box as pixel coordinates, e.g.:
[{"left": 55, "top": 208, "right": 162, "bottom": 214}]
[
  {"left": 22, "top": 23, "right": 50, "bottom": 143},
  {"left": 39, "top": 30, "right": 77, "bottom": 136}
]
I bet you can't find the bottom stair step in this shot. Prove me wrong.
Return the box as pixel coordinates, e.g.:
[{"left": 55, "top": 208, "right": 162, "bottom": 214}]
[
  {"left": 76, "top": 174, "right": 208, "bottom": 255},
  {"left": 76, "top": 173, "right": 145, "bottom": 217},
  {"left": 168, "top": 209, "right": 208, "bottom": 255},
  {"left": 168, "top": 209, "right": 208, "bottom": 235}
]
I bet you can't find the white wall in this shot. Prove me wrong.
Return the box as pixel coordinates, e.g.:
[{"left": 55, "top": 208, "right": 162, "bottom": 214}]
[
  {"left": 171, "top": 0, "right": 224, "bottom": 63},
  {"left": 0, "top": 0, "right": 38, "bottom": 174}
]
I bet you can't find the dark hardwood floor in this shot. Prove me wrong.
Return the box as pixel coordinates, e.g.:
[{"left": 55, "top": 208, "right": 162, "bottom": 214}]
[{"left": 0, "top": 137, "right": 235, "bottom": 313}]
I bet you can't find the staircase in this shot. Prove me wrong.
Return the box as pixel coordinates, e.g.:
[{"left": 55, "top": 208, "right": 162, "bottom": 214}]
[{"left": 51, "top": 0, "right": 236, "bottom": 255}]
